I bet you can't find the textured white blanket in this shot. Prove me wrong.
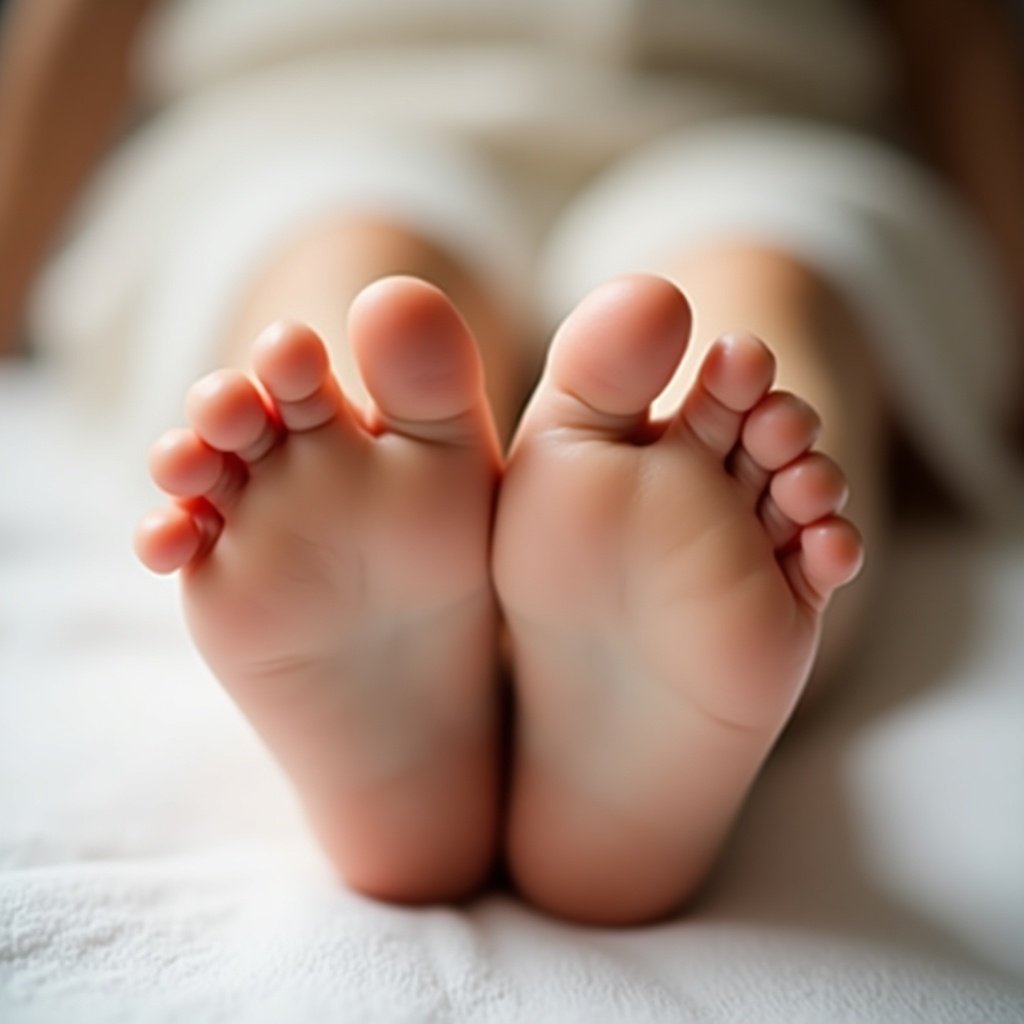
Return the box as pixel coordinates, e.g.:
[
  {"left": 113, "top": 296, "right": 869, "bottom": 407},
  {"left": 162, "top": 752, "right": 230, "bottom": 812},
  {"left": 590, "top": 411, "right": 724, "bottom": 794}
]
[{"left": 2, "top": 366, "right": 1023, "bottom": 1022}]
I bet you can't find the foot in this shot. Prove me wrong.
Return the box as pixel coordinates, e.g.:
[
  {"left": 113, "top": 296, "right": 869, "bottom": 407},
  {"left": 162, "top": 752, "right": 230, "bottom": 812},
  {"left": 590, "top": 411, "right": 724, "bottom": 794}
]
[
  {"left": 135, "top": 277, "right": 503, "bottom": 903},
  {"left": 494, "top": 274, "right": 863, "bottom": 924}
]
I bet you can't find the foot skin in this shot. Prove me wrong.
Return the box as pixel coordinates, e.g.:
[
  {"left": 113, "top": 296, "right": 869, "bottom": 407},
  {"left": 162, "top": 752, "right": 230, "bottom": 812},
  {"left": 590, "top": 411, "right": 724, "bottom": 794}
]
[
  {"left": 135, "top": 277, "right": 503, "bottom": 903},
  {"left": 494, "top": 274, "right": 863, "bottom": 925}
]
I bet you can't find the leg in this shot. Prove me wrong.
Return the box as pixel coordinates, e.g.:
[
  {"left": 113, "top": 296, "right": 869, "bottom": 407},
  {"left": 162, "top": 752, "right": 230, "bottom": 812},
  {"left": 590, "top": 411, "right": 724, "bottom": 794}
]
[
  {"left": 135, "top": 218, "right": 524, "bottom": 903},
  {"left": 494, "top": 272, "right": 865, "bottom": 924}
]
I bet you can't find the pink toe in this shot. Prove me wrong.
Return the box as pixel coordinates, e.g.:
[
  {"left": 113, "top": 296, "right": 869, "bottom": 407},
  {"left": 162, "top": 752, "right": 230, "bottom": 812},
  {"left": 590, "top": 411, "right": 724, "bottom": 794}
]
[
  {"left": 678, "top": 332, "right": 775, "bottom": 457},
  {"left": 740, "top": 391, "right": 821, "bottom": 471},
  {"left": 781, "top": 516, "right": 864, "bottom": 612},
  {"left": 770, "top": 452, "right": 849, "bottom": 524},
  {"left": 186, "top": 369, "right": 272, "bottom": 454},
  {"left": 134, "top": 506, "right": 205, "bottom": 574},
  {"left": 801, "top": 517, "right": 865, "bottom": 589},
  {"left": 698, "top": 333, "right": 776, "bottom": 413},
  {"left": 252, "top": 321, "right": 330, "bottom": 402},
  {"left": 252, "top": 321, "right": 349, "bottom": 433},
  {"left": 148, "top": 428, "right": 223, "bottom": 497}
]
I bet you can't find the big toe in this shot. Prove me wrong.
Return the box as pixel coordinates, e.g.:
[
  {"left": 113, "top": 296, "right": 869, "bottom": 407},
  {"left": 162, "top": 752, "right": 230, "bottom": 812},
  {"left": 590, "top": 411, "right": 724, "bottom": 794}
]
[
  {"left": 522, "top": 274, "right": 692, "bottom": 440},
  {"left": 349, "top": 276, "right": 498, "bottom": 450}
]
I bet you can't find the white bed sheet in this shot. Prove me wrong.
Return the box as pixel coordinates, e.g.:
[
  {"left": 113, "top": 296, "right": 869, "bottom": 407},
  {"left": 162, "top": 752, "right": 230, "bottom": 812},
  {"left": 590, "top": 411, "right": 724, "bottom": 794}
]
[{"left": 1, "top": 364, "right": 1023, "bottom": 1023}]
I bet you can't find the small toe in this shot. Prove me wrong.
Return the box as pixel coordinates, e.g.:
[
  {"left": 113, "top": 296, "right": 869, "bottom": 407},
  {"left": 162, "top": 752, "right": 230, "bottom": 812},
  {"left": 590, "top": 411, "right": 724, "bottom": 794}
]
[
  {"left": 759, "top": 450, "right": 849, "bottom": 552},
  {"left": 252, "top": 321, "right": 352, "bottom": 433},
  {"left": 525, "top": 274, "right": 692, "bottom": 440},
  {"left": 134, "top": 504, "right": 219, "bottom": 574},
  {"left": 148, "top": 428, "right": 224, "bottom": 497},
  {"left": 741, "top": 392, "right": 821, "bottom": 468},
  {"left": 730, "top": 391, "right": 821, "bottom": 496},
  {"left": 768, "top": 452, "right": 849, "bottom": 534},
  {"left": 781, "top": 517, "right": 864, "bottom": 611},
  {"left": 349, "top": 276, "right": 498, "bottom": 449},
  {"left": 677, "top": 332, "right": 775, "bottom": 458},
  {"left": 148, "top": 426, "right": 247, "bottom": 515},
  {"left": 185, "top": 369, "right": 277, "bottom": 462}
]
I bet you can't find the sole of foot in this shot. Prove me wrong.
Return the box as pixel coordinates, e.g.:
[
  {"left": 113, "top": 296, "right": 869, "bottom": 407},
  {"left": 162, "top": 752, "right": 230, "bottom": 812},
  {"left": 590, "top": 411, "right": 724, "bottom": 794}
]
[
  {"left": 494, "top": 274, "right": 863, "bottom": 925},
  {"left": 135, "top": 276, "right": 504, "bottom": 903}
]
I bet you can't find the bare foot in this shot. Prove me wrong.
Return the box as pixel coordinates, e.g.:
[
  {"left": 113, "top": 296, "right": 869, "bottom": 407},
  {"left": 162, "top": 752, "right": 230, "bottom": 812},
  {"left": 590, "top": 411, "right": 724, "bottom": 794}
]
[
  {"left": 494, "top": 275, "right": 863, "bottom": 925},
  {"left": 135, "top": 277, "right": 503, "bottom": 903}
]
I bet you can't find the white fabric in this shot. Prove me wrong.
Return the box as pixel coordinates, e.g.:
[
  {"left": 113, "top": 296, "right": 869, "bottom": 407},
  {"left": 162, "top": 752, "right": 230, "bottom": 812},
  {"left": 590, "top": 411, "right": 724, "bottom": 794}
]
[
  {"left": 139, "top": 0, "right": 890, "bottom": 127},
  {"left": 2, "top": 366, "right": 1024, "bottom": 1022}
]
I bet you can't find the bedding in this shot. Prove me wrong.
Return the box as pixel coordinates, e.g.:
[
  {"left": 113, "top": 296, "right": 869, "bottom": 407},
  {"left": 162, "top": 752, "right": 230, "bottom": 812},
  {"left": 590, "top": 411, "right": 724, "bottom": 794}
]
[{"left": 2, "top": 364, "right": 1023, "bottom": 1022}]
